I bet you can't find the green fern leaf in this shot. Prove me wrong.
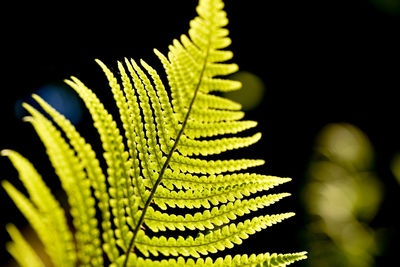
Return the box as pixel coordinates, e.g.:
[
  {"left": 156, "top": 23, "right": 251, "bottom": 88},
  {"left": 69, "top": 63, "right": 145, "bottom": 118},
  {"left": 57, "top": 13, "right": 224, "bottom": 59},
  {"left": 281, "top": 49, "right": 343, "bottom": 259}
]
[
  {"left": 118, "top": 252, "right": 307, "bottom": 267},
  {"left": 22, "top": 104, "right": 102, "bottom": 266},
  {"left": 145, "top": 193, "right": 291, "bottom": 232},
  {"left": 64, "top": 77, "right": 135, "bottom": 251},
  {"left": 31, "top": 94, "right": 120, "bottom": 261},
  {"left": 2, "top": 0, "right": 307, "bottom": 266},
  {"left": 178, "top": 133, "right": 262, "bottom": 156},
  {"left": 162, "top": 172, "right": 291, "bottom": 191},
  {"left": 152, "top": 175, "right": 290, "bottom": 210},
  {"left": 5, "top": 224, "right": 44, "bottom": 267},
  {"left": 134, "top": 213, "right": 295, "bottom": 258},
  {"left": 2, "top": 181, "right": 75, "bottom": 267},
  {"left": 1, "top": 150, "right": 76, "bottom": 266}
]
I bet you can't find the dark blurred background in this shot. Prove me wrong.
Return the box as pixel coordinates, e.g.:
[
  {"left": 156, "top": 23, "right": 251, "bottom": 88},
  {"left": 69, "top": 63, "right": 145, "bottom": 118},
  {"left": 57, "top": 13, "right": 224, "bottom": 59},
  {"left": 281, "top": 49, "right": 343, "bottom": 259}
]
[{"left": 1, "top": 0, "right": 399, "bottom": 266}]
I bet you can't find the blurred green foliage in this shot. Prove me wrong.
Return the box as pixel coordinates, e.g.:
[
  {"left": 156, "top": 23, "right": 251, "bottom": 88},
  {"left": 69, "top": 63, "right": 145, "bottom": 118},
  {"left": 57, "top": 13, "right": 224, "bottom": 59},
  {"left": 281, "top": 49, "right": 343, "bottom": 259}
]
[
  {"left": 369, "top": 0, "right": 400, "bottom": 15},
  {"left": 390, "top": 153, "right": 400, "bottom": 185},
  {"left": 303, "top": 123, "right": 383, "bottom": 267}
]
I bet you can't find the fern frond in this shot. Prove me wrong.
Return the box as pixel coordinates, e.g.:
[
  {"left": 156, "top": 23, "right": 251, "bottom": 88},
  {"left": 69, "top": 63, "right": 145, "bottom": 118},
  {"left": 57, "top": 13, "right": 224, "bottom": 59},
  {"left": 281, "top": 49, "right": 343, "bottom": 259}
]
[
  {"left": 2, "top": 181, "right": 75, "bottom": 267},
  {"left": 1, "top": 150, "right": 68, "bottom": 219},
  {"left": 119, "top": 251, "right": 307, "bottom": 267},
  {"left": 154, "top": 48, "right": 241, "bottom": 110},
  {"left": 189, "top": 105, "right": 245, "bottom": 122},
  {"left": 23, "top": 104, "right": 102, "bottom": 266},
  {"left": 170, "top": 153, "right": 264, "bottom": 175},
  {"left": 162, "top": 172, "right": 291, "bottom": 191},
  {"left": 107, "top": 55, "right": 258, "bottom": 164},
  {"left": 1, "top": 150, "right": 76, "bottom": 266},
  {"left": 122, "top": 59, "right": 164, "bottom": 181},
  {"left": 64, "top": 77, "right": 134, "bottom": 250},
  {"left": 3, "top": 0, "right": 306, "bottom": 266},
  {"left": 127, "top": 59, "right": 166, "bottom": 172},
  {"left": 195, "top": 91, "right": 242, "bottom": 110},
  {"left": 31, "top": 95, "right": 120, "bottom": 261},
  {"left": 145, "top": 193, "right": 290, "bottom": 232},
  {"left": 139, "top": 59, "right": 179, "bottom": 141},
  {"left": 184, "top": 120, "right": 258, "bottom": 139},
  {"left": 95, "top": 59, "right": 146, "bottom": 222},
  {"left": 135, "top": 213, "right": 295, "bottom": 258},
  {"left": 153, "top": 177, "right": 289, "bottom": 210},
  {"left": 178, "top": 133, "right": 262, "bottom": 156},
  {"left": 115, "top": 60, "right": 155, "bottom": 203},
  {"left": 5, "top": 224, "right": 44, "bottom": 267}
]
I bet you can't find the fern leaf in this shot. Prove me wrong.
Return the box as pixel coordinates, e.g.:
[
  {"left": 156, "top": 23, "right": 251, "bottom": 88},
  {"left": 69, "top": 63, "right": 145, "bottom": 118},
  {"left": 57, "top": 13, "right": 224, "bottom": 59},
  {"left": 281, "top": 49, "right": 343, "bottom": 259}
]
[
  {"left": 169, "top": 153, "right": 264, "bottom": 175},
  {"left": 2, "top": 181, "right": 75, "bottom": 267},
  {"left": 266, "top": 252, "right": 309, "bottom": 266},
  {"left": 1, "top": 150, "right": 76, "bottom": 266},
  {"left": 188, "top": 106, "right": 245, "bottom": 122},
  {"left": 154, "top": 50, "right": 186, "bottom": 122},
  {"left": 139, "top": 59, "right": 178, "bottom": 153},
  {"left": 127, "top": 55, "right": 255, "bottom": 158},
  {"left": 153, "top": 177, "right": 290, "bottom": 210},
  {"left": 155, "top": 44, "right": 236, "bottom": 111},
  {"left": 145, "top": 193, "right": 290, "bottom": 232},
  {"left": 195, "top": 91, "right": 242, "bottom": 110},
  {"left": 2, "top": 0, "right": 307, "bottom": 266},
  {"left": 5, "top": 224, "right": 44, "bottom": 267},
  {"left": 95, "top": 59, "right": 145, "bottom": 222},
  {"left": 115, "top": 60, "right": 154, "bottom": 204},
  {"left": 120, "top": 0, "right": 305, "bottom": 264},
  {"left": 23, "top": 105, "right": 102, "bottom": 265},
  {"left": 123, "top": 59, "right": 164, "bottom": 182},
  {"left": 162, "top": 172, "right": 291, "bottom": 191},
  {"left": 64, "top": 77, "right": 134, "bottom": 250},
  {"left": 130, "top": 59, "right": 171, "bottom": 150},
  {"left": 1, "top": 151, "right": 71, "bottom": 224},
  {"left": 135, "top": 213, "right": 295, "bottom": 258},
  {"left": 127, "top": 59, "right": 167, "bottom": 174},
  {"left": 31, "top": 95, "right": 120, "bottom": 262},
  {"left": 184, "top": 120, "right": 258, "bottom": 139},
  {"left": 153, "top": 49, "right": 240, "bottom": 112},
  {"left": 178, "top": 133, "right": 262, "bottom": 156},
  {"left": 119, "top": 251, "right": 307, "bottom": 267}
]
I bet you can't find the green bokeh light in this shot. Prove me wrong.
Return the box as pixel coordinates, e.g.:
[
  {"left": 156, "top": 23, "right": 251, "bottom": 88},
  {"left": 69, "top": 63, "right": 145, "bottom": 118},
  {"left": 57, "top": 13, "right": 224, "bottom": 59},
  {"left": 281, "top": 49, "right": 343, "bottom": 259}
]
[
  {"left": 224, "top": 71, "right": 265, "bottom": 111},
  {"left": 303, "top": 123, "right": 383, "bottom": 267},
  {"left": 390, "top": 153, "right": 400, "bottom": 185},
  {"left": 315, "top": 123, "right": 374, "bottom": 170}
]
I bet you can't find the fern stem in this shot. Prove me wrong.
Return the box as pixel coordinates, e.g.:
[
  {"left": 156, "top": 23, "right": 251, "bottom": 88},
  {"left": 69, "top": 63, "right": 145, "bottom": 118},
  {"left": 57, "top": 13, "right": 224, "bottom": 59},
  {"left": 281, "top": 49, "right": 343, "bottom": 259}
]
[{"left": 123, "top": 47, "right": 210, "bottom": 267}]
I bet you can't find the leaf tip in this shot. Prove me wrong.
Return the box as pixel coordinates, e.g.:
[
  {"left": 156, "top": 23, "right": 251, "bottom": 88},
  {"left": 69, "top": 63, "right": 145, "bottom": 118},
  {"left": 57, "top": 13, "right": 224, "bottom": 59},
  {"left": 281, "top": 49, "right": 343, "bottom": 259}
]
[
  {"left": 1, "top": 179, "right": 11, "bottom": 190},
  {"left": 21, "top": 102, "right": 33, "bottom": 111},
  {"left": 94, "top": 58, "right": 104, "bottom": 65},
  {"left": 31, "top": 94, "right": 41, "bottom": 101},
  {"left": 1, "top": 149, "right": 11, "bottom": 157},
  {"left": 22, "top": 116, "right": 34, "bottom": 123}
]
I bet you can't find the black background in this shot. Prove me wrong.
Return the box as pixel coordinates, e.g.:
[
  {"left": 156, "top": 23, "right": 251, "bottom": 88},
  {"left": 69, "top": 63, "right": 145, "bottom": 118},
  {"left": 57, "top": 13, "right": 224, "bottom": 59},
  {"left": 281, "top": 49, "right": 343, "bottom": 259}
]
[{"left": 1, "top": 1, "right": 399, "bottom": 266}]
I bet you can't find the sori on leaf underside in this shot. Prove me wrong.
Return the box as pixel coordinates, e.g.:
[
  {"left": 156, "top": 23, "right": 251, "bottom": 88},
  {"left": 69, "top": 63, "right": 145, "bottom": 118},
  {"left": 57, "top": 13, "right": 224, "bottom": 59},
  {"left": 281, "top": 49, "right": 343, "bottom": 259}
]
[{"left": 2, "top": 0, "right": 307, "bottom": 266}]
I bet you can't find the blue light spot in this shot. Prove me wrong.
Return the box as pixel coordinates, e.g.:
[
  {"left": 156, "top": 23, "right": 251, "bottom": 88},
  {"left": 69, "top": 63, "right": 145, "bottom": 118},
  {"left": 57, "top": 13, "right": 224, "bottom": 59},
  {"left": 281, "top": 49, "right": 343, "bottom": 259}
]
[{"left": 15, "top": 83, "right": 83, "bottom": 125}]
